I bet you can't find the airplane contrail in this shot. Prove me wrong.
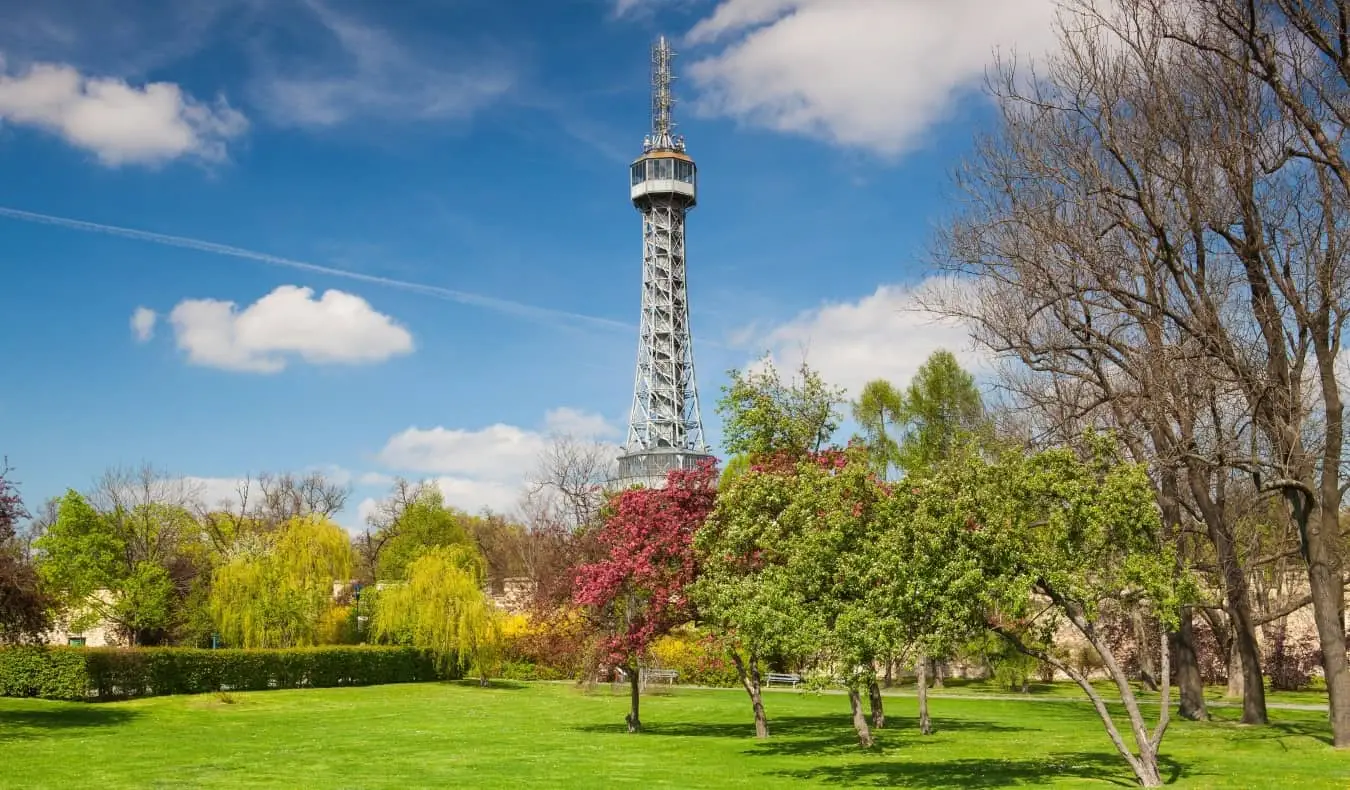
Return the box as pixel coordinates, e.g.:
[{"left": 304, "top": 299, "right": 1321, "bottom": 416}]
[{"left": 0, "top": 205, "right": 630, "bottom": 332}]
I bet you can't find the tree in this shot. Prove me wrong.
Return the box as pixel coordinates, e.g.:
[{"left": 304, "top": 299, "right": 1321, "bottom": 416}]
[
  {"left": 370, "top": 544, "right": 502, "bottom": 683},
  {"left": 572, "top": 461, "right": 717, "bottom": 733},
  {"left": 199, "top": 469, "right": 351, "bottom": 556},
  {"left": 928, "top": 0, "right": 1323, "bottom": 726},
  {"left": 775, "top": 447, "right": 897, "bottom": 747},
  {"left": 916, "top": 437, "right": 1191, "bottom": 787},
  {"left": 0, "top": 460, "right": 49, "bottom": 643},
  {"left": 694, "top": 457, "right": 830, "bottom": 739},
  {"left": 373, "top": 488, "right": 476, "bottom": 581},
  {"left": 719, "top": 358, "right": 846, "bottom": 460},
  {"left": 524, "top": 435, "right": 615, "bottom": 532},
  {"left": 208, "top": 515, "right": 354, "bottom": 648},
  {"left": 894, "top": 350, "right": 989, "bottom": 475},
  {"left": 888, "top": 350, "right": 991, "bottom": 710},
  {"left": 852, "top": 379, "right": 904, "bottom": 477}
]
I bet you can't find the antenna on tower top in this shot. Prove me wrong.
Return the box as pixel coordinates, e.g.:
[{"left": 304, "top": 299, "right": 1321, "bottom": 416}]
[{"left": 646, "top": 35, "right": 685, "bottom": 153}]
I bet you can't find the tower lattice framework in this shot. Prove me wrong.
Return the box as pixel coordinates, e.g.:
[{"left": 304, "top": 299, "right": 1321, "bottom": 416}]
[{"left": 617, "top": 36, "right": 712, "bottom": 488}]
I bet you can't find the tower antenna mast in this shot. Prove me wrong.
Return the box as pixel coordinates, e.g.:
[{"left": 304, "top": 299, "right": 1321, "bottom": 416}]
[{"left": 646, "top": 35, "right": 684, "bottom": 153}]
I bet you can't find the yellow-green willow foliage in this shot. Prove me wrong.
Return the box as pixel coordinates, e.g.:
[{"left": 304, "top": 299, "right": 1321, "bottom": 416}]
[
  {"left": 371, "top": 544, "right": 502, "bottom": 682},
  {"left": 208, "top": 515, "right": 354, "bottom": 648}
]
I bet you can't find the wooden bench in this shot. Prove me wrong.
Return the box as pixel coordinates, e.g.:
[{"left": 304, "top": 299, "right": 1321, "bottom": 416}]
[{"left": 765, "top": 673, "right": 802, "bottom": 687}]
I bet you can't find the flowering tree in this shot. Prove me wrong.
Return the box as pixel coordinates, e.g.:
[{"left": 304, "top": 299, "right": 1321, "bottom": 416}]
[{"left": 572, "top": 460, "right": 718, "bottom": 733}]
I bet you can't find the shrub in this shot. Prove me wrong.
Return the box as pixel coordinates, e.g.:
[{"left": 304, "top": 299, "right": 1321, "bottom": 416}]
[
  {"left": 499, "top": 610, "right": 590, "bottom": 679},
  {"left": 0, "top": 646, "right": 88, "bottom": 700},
  {"left": 648, "top": 627, "right": 739, "bottom": 688},
  {"left": 0, "top": 645, "right": 458, "bottom": 701}
]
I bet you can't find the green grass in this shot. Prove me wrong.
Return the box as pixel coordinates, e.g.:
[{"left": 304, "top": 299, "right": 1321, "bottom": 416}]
[{"left": 0, "top": 681, "right": 1344, "bottom": 788}]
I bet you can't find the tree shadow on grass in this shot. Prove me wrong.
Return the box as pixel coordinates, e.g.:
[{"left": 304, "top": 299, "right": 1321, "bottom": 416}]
[
  {"left": 574, "top": 715, "right": 1031, "bottom": 758},
  {"left": 1217, "top": 718, "right": 1333, "bottom": 747},
  {"left": 0, "top": 706, "right": 139, "bottom": 741},
  {"left": 775, "top": 752, "right": 1188, "bottom": 788}
]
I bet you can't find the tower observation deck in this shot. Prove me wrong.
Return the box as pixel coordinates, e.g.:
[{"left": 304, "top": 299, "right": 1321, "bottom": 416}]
[{"left": 616, "top": 35, "right": 715, "bottom": 489}]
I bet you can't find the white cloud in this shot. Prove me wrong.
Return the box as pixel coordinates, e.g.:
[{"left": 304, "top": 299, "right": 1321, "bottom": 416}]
[
  {"left": 0, "top": 60, "right": 246, "bottom": 165},
  {"left": 429, "top": 477, "right": 526, "bottom": 515},
  {"left": 130, "top": 306, "right": 156, "bottom": 342},
  {"left": 166, "top": 285, "right": 413, "bottom": 373},
  {"left": 250, "top": 1, "right": 513, "bottom": 128},
  {"left": 355, "top": 496, "right": 380, "bottom": 527},
  {"left": 357, "top": 471, "right": 395, "bottom": 487},
  {"left": 681, "top": 0, "right": 1059, "bottom": 155},
  {"left": 544, "top": 406, "right": 620, "bottom": 439},
  {"left": 375, "top": 408, "right": 618, "bottom": 514},
  {"left": 183, "top": 475, "right": 248, "bottom": 511},
  {"left": 380, "top": 423, "right": 550, "bottom": 480},
  {"left": 742, "top": 277, "right": 988, "bottom": 397}
]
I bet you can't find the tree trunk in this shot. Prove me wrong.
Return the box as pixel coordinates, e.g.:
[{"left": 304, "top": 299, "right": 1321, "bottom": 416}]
[
  {"left": 1130, "top": 606, "right": 1159, "bottom": 692},
  {"left": 1225, "top": 640, "right": 1244, "bottom": 701},
  {"left": 1171, "top": 608, "right": 1208, "bottom": 721},
  {"left": 731, "top": 652, "right": 769, "bottom": 738},
  {"left": 868, "top": 678, "right": 885, "bottom": 729},
  {"left": 1186, "top": 464, "right": 1267, "bottom": 724},
  {"left": 932, "top": 658, "right": 945, "bottom": 689},
  {"left": 1293, "top": 476, "right": 1350, "bottom": 746},
  {"left": 916, "top": 653, "right": 932, "bottom": 735},
  {"left": 883, "top": 656, "right": 894, "bottom": 688},
  {"left": 848, "top": 686, "right": 874, "bottom": 747},
  {"left": 625, "top": 664, "right": 641, "bottom": 733}
]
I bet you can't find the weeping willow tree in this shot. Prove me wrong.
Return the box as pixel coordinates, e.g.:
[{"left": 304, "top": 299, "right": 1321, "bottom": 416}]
[
  {"left": 209, "top": 515, "right": 354, "bottom": 648},
  {"left": 371, "top": 544, "right": 502, "bottom": 684}
]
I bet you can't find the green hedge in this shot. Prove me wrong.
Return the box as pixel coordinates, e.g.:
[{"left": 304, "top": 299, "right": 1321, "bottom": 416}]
[{"left": 0, "top": 645, "right": 458, "bottom": 701}]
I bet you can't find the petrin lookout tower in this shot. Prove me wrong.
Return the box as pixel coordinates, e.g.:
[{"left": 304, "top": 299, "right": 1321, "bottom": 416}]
[{"left": 616, "top": 35, "right": 715, "bottom": 488}]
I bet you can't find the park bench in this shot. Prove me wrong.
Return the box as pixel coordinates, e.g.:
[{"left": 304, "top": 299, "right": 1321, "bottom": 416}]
[
  {"left": 640, "top": 668, "right": 679, "bottom": 686},
  {"left": 765, "top": 673, "right": 802, "bottom": 687}
]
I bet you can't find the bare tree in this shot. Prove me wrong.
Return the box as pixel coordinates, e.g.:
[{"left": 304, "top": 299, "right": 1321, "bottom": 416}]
[
  {"left": 523, "top": 435, "right": 616, "bottom": 533},
  {"left": 93, "top": 463, "right": 200, "bottom": 567},
  {"left": 253, "top": 471, "right": 350, "bottom": 527},
  {"left": 935, "top": 0, "right": 1350, "bottom": 744}
]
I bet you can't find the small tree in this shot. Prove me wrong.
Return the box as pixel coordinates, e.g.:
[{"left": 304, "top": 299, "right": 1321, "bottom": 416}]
[
  {"left": 370, "top": 544, "right": 502, "bottom": 683},
  {"left": 572, "top": 461, "right": 717, "bottom": 733},
  {"left": 916, "top": 437, "right": 1191, "bottom": 788},
  {"left": 208, "top": 515, "right": 354, "bottom": 648}
]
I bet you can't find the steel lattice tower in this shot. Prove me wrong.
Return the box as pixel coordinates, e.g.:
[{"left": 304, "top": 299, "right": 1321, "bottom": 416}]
[{"left": 616, "top": 35, "right": 714, "bottom": 488}]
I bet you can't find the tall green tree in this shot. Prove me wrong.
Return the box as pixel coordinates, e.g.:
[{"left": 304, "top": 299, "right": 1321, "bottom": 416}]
[
  {"left": 208, "top": 515, "right": 354, "bottom": 648},
  {"left": 36, "top": 490, "right": 183, "bottom": 645},
  {"left": 852, "top": 379, "right": 904, "bottom": 477},
  {"left": 895, "top": 350, "right": 988, "bottom": 475}
]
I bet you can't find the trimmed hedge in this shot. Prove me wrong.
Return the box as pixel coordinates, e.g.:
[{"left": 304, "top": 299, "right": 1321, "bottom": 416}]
[{"left": 0, "top": 645, "right": 458, "bottom": 701}]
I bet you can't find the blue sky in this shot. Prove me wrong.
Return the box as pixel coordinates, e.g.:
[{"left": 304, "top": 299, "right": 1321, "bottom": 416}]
[{"left": 0, "top": 0, "right": 1058, "bottom": 527}]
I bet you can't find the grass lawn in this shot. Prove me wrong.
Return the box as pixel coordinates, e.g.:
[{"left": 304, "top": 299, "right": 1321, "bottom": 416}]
[{"left": 0, "top": 681, "right": 1344, "bottom": 788}]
